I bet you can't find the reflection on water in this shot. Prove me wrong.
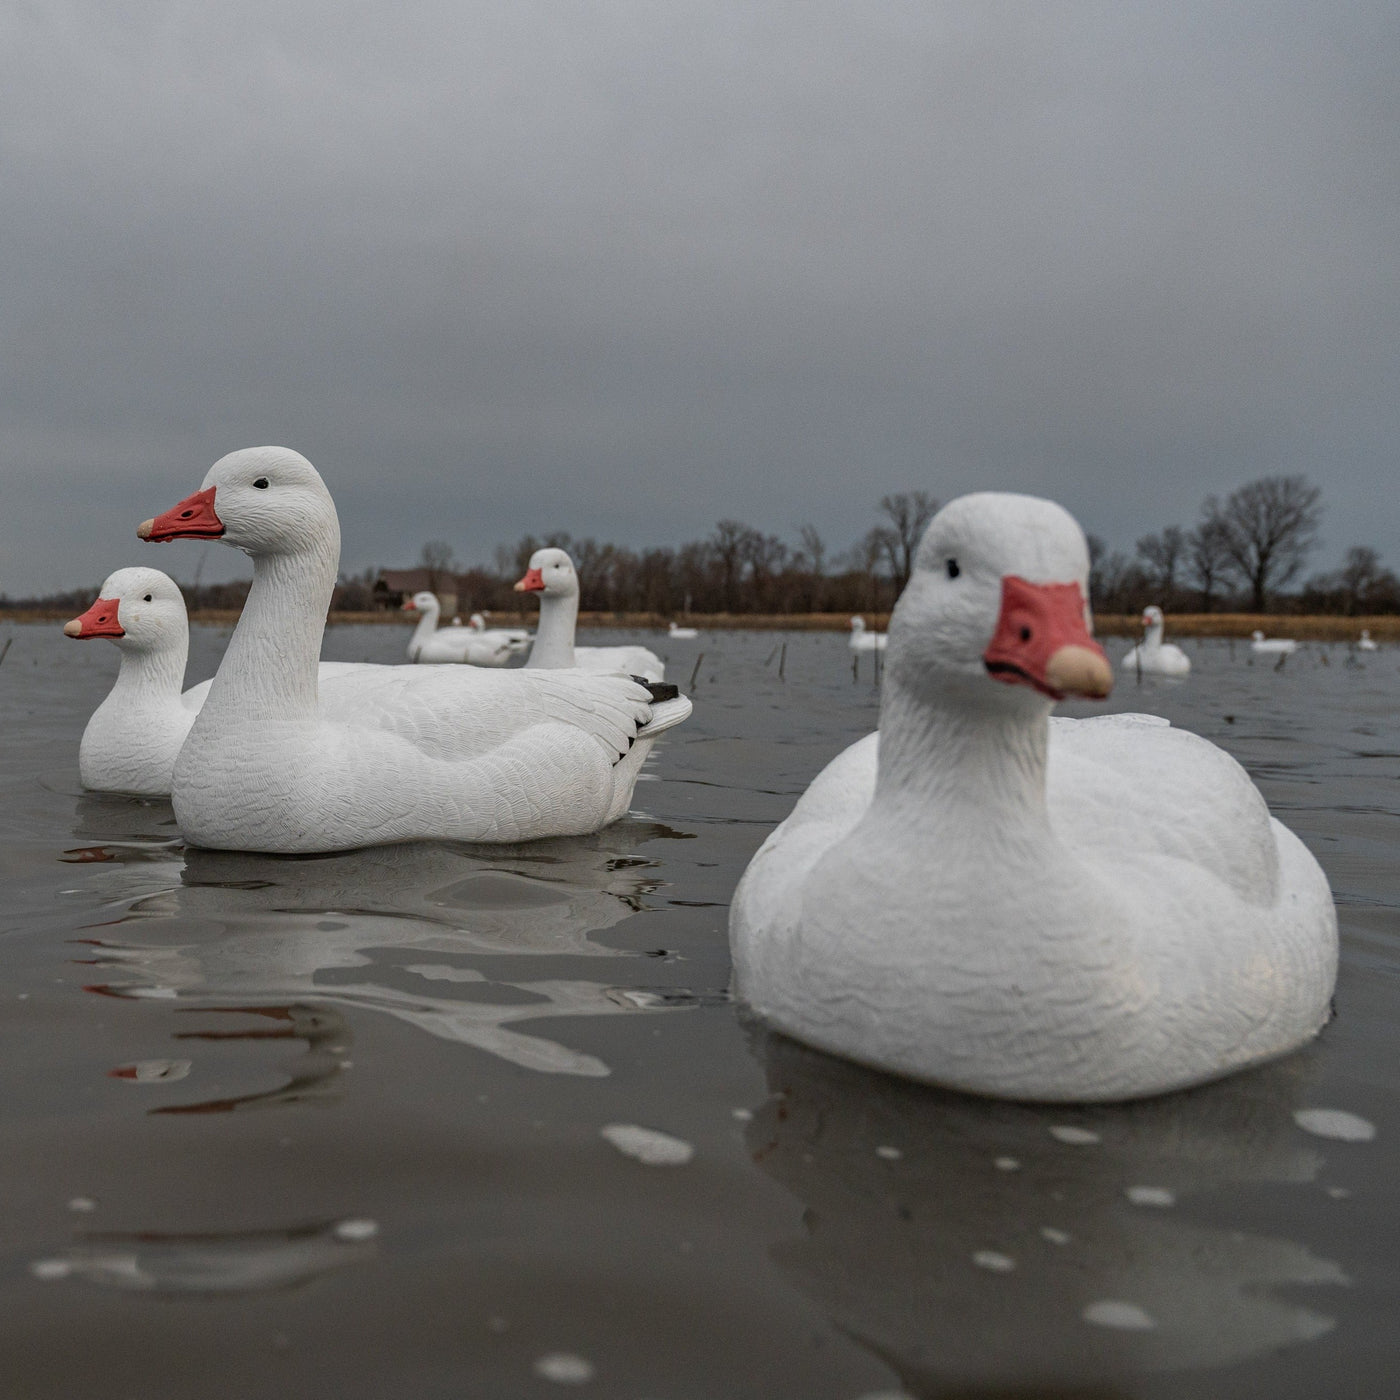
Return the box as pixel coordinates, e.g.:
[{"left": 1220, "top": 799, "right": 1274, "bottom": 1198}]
[
  {"left": 31, "top": 1217, "right": 378, "bottom": 1294},
  {"left": 71, "top": 813, "right": 706, "bottom": 1078},
  {"left": 747, "top": 1030, "right": 1348, "bottom": 1395}
]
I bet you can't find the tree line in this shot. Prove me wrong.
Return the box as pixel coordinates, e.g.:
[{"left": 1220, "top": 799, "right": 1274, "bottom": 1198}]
[
  {"left": 5, "top": 475, "right": 1394, "bottom": 617},
  {"left": 382, "top": 475, "right": 1394, "bottom": 618}
]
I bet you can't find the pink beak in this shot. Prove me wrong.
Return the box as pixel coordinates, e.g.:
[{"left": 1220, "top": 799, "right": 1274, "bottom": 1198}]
[
  {"left": 137, "top": 486, "right": 224, "bottom": 542},
  {"left": 64, "top": 597, "right": 124, "bottom": 639},
  {"left": 514, "top": 568, "right": 545, "bottom": 593},
  {"left": 982, "top": 575, "right": 1113, "bottom": 701}
]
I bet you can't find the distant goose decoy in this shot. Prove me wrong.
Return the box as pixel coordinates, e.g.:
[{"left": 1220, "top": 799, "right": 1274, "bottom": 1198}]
[
  {"left": 1119, "top": 605, "right": 1191, "bottom": 677},
  {"left": 730, "top": 491, "right": 1337, "bottom": 1103},
  {"left": 469, "top": 613, "right": 532, "bottom": 651},
  {"left": 848, "top": 616, "right": 886, "bottom": 652},
  {"left": 515, "top": 548, "right": 665, "bottom": 682},
  {"left": 136, "top": 448, "right": 691, "bottom": 852},
  {"left": 667, "top": 621, "right": 699, "bottom": 640},
  {"left": 1250, "top": 630, "right": 1298, "bottom": 656},
  {"left": 1357, "top": 629, "right": 1379, "bottom": 652},
  {"left": 402, "top": 592, "right": 513, "bottom": 666},
  {"left": 65, "top": 566, "right": 372, "bottom": 796}
]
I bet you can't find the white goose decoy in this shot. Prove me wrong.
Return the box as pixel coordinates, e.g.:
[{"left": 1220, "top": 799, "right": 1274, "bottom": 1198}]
[
  {"left": 1250, "top": 630, "right": 1298, "bottom": 655},
  {"left": 730, "top": 491, "right": 1337, "bottom": 1103},
  {"left": 1357, "top": 629, "right": 1379, "bottom": 652},
  {"left": 64, "top": 567, "right": 373, "bottom": 797},
  {"left": 64, "top": 567, "right": 205, "bottom": 796},
  {"left": 667, "top": 621, "right": 699, "bottom": 640},
  {"left": 515, "top": 548, "right": 665, "bottom": 682},
  {"left": 402, "top": 591, "right": 513, "bottom": 666},
  {"left": 848, "top": 616, "right": 886, "bottom": 652},
  {"left": 1119, "top": 604, "right": 1192, "bottom": 677},
  {"left": 468, "top": 613, "right": 532, "bottom": 651},
  {"left": 136, "top": 448, "right": 691, "bottom": 853}
]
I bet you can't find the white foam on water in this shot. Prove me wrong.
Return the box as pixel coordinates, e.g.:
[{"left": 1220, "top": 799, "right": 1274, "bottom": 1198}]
[
  {"left": 1125, "top": 1185, "right": 1175, "bottom": 1208},
  {"left": 731, "top": 1107, "right": 752, "bottom": 1121},
  {"left": 1049, "top": 1125, "right": 1101, "bottom": 1145},
  {"left": 67, "top": 1197, "right": 97, "bottom": 1213},
  {"left": 600, "top": 1123, "right": 694, "bottom": 1166},
  {"left": 1040, "top": 1227, "right": 1071, "bottom": 1245},
  {"left": 30, "top": 1259, "right": 73, "bottom": 1281},
  {"left": 875, "top": 1145, "right": 903, "bottom": 1161},
  {"left": 1083, "top": 1299, "right": 1156, "bottom": 1330},
  {"left": 1294, "top": 1108, "right": 1376, "bottom": 1142},
  {"left": 994, "top": 1156, "right": 1020, "bottom": 1171},
  {"left": 972, "top": 1250, "right": 1015, "bottom": 1272},
  {"left": 533, "top": 1352, "right": 595, "bottom": 1384}
]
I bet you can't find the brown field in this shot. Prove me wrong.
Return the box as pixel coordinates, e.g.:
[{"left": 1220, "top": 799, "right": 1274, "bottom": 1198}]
[{"left": 5, "top": 608, "right": 1396, "bottom": 643}]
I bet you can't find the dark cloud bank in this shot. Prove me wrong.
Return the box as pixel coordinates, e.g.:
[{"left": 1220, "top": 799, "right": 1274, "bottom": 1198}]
[{"left": 3, "top": 1, "right": 1397, "bottom": 594}]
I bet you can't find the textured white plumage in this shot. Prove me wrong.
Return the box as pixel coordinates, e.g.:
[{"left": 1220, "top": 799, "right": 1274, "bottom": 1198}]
[
  {"left": 69, "top": 566, "right": 369, "bottom": 796},
  {"left": 730, "top": 491, "right": 1337, "bottom": 1103},
  {"left": 145, "top": 448, "right": 690, "bottom": 852},
  {"left": 519, "top": 547, "right": 665, "bottom": 682},
  {"left": 1120, "top": 605, "right": 1191, "bottom": 677}
]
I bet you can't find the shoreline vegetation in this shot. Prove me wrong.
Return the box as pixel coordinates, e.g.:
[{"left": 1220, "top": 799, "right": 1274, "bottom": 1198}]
[{"left": 4, "top": 609, "right": 1396, "bottom": 643}]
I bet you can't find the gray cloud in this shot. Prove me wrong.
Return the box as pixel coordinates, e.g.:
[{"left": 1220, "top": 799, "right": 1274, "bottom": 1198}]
[{"left": 3, "top": 1, "right": 1397, "bottom": 593}]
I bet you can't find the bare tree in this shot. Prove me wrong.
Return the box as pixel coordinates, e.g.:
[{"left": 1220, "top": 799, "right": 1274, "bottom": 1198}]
[
  {"left": 1337, "top": 546, "right": 1389, "bottom": 615},
  {"left": 1216, "top": 475, "right": 1323, "bottom": 611},
  {"left": 1135, "top": 526, "right": 1185, "bottom": 602},
  {"left": 872, "top": 491, "right": 939, "bottom": 591},
  {"left": 419, "top": 539, "right": 455, "bottom": 593},
  {"left": 1185, "top": 505, "right": 1234, "bottom": 612},
  {"left": 710, "top": 519, "right": 752, "bottom": 612},
  {"left": 797, "top": 525, "right": 827, "bottom": 577}
]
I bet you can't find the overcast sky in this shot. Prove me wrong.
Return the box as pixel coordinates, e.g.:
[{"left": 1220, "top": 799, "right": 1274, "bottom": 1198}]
[{"left": 3, "top": 1, "right": 1397, "bottom": 594}]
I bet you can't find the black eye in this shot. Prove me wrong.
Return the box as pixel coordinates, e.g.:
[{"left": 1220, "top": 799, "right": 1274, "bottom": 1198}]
[
  {"left": 143, "top": 594, "right": 153, "bottom": 602},
  {"left": 1020, "top": 627, "right": 1032, "bottom": 643},
  {"left": 946, "top": 559, "right": 960, "bottom": 579},
  {"left": 253, "top": 477, "right": 269, "bottom": 489}
]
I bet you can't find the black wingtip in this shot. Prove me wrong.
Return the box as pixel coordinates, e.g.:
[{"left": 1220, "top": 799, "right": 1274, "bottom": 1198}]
[{"left": 632, "top": 676, "right": 679, "bottom": 702}]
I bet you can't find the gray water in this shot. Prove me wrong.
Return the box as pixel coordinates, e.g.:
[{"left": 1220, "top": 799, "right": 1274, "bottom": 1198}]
[{"left": 0, "top": 623, "right": 1396, "bottom": 1398}]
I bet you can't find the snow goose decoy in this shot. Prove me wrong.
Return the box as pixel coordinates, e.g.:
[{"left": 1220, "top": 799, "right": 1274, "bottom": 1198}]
[
  {"left": 64, "top": 567, "right": 373, "bottom": 796},
  {"left": 1357, "top": 629, "right": 1379, "bottom": 652},
  {"left": 515, "top": 548, "right": 665, "bottom": 682},
  {"left": 137, "top": 448, "right": 691, "bottom": 853},
  {"left": 402, "top": 592, "right": 513, "bottom": 666},
  {"left": 667, "top": 621, "right": 699, "bottom": 640},
  {"left": 1250, "top": 630, "right": 1298, "bottom": 656},
  {"left": 63, "top": 567, "right": 206, "bottom": 796},
  {"left": 1119, "top": 604, "right": 1191, "bottom": 677},
  {"left": 730, "top": 491, "right": 1337, "bottom": 1102},
  {"left": 848, "top": 616, "right": 886, "bottom": 652},
  {"left": 468, "top": 613, "right": 532, "bottom": 652}
]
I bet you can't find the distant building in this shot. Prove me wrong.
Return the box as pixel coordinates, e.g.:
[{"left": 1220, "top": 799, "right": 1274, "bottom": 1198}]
[{"left": 372, "top": 569, "right": 461, "bottom": 616}]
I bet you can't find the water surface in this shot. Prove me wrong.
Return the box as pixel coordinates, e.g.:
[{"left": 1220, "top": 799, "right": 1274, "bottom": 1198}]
[{"left": 0, "top": 623, "right": 1396, "bottom": 1397}]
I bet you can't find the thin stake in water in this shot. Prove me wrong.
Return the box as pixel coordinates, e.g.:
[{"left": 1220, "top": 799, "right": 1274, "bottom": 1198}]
[{"left": 688, "top": 653, "right": 704, "bottom": 690}]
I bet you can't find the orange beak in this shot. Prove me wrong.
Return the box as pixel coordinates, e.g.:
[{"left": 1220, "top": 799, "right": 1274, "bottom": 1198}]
[
  {"left": 514, "top": 568, "right": 545, "bottom": 593},
  {"left": 137, "top": 486, "right": 223, "bottom": 542},
  {"left": 983, "top": 576, "right": 1113, "bottom": 701},
  {"left": 401, "top": 599, "right": 419, "bottom": 613},
  {"left": 64, "top": 598, "right": 124, "bottom": 640}
]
